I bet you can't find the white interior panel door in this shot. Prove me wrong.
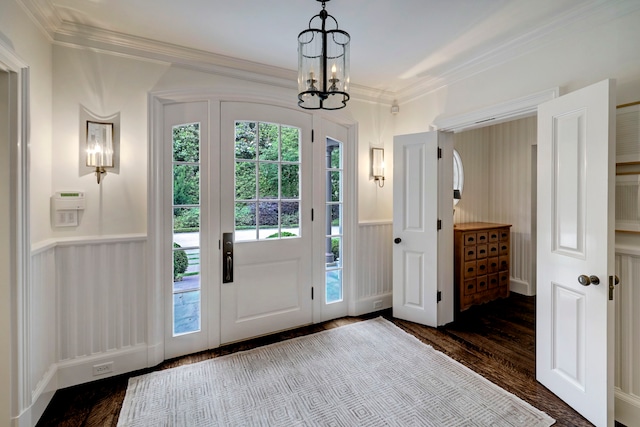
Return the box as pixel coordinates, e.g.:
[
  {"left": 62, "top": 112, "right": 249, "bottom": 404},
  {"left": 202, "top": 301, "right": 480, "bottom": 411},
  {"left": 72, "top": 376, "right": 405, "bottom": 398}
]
[
  {"left": 537, "top": 79, "right": 616, "bottom": 427},
  {"left": 220, "top": 102, "right": 313, "bottom": 344},
  {"left": 393, "top": 131, "right": 439, "bottom": 327}
]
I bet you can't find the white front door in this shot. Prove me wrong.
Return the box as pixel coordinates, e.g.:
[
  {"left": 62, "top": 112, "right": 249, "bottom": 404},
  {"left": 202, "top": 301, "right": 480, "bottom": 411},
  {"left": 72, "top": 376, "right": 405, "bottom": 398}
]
[
  {"left": 393, "top": 131, "right": 453, "bottom": 327},
  {"left": 536, "top": 79, "right": 616, "bottom": 427},
  {"left": 220, "top": 102, "right": 314, "bottom": 344}
]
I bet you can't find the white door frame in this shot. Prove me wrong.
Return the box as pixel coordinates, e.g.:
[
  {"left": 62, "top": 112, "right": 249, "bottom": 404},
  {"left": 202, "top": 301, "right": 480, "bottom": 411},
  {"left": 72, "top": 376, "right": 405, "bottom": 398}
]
[
  {"left": 0, "top": 43, "right": 31, "bottom": 424},
  {"left": 148, "top": 92, "right": 357, "bottom": 359}
]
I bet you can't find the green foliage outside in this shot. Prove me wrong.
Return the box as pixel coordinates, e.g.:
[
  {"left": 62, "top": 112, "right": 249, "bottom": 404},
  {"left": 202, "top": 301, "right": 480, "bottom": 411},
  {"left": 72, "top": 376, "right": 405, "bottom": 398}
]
[
  {"left": 173, "top": 242, "right": 189, "bottom": 280},
  {"left": 331, "top": 237, "right": 340, "bottom": 261}
]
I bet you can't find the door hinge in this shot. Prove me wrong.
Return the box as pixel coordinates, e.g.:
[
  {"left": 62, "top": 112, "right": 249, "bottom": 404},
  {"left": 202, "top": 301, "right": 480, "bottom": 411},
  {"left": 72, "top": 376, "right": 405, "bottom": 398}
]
[
  {"left": 437, "top": 147, "right": 442, "bottom": 159},
  {"left": 437, "top": 219, "right": 442, "bottom": 230},
  {"left": 437, "top": 291, "right": 442, "bottom": 302},
  {"left": 311, "top": 287, "right": 314, "bottom": 300},
  {"left": 311, "top": 208, "right": 314, "bottom": 221},
  {"left": 311, "top": 129, "right": 314, "bottom": 143}
]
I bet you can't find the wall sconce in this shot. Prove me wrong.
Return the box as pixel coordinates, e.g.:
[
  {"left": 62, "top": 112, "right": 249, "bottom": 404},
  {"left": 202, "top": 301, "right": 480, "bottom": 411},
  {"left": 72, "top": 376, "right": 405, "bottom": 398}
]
[
  {"left": 86, "top": 121, "right": 114, "bottom": 184},
  {"left": 371, "top": 147, "right": 385, "bottom": 188}
]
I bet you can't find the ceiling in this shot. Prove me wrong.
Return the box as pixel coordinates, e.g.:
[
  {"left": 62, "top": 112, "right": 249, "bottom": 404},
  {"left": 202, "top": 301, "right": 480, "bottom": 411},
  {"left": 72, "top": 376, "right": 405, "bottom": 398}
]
[{"left": 22, "top": 0, "right": 634, "bottom": 102}]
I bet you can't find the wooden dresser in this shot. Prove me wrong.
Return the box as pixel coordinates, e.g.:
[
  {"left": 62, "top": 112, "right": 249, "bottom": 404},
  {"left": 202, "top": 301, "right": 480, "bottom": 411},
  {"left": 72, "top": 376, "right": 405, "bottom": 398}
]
[{"left": 454, "top": 222, "right": 511, "bottom": 312}]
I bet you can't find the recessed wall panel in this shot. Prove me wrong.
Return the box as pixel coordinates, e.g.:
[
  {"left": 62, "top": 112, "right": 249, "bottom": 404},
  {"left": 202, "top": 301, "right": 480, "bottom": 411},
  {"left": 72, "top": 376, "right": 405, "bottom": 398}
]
[
  {"left": 552, "top": 110, "right": 586, "bottom": 258},
  {"left": 403, "top": 251, "right": 423, "bottom": 307},
  {"left": 552, "top": 282, "right": 586, "bottom": 391},
  {"left": 404, "top": 145, "right": 424, "bottom": 231}
]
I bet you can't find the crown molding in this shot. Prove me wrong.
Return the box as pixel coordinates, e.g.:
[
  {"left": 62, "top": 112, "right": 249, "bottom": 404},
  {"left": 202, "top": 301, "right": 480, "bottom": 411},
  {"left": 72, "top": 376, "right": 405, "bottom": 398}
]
[
  {"left": 51, "top": 21, "right": 396, "bottom": 105},
  {"left": 17, "top": 0, "right": 62, "bottom": 41}
]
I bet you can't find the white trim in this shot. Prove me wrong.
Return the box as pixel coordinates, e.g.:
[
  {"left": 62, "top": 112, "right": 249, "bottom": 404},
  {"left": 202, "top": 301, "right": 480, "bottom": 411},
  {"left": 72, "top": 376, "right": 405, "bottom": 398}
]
[
  {"left": 433, "top": 88, "right": 559, "bottom": 133},
  {"left": 615, "top": 244, "right": 640, "bottom": 257},
  {"left": 615, "top": 388, "right": 640, "bottom": 427},
  {"left": 359, "top": 220, "right": 393, "bottom": 226},
  {"left": 352, "top": 293, "right": 393, "bottom": 317},
  {"left": 509, "top": 278, "right": 534, "bottom": 296}
]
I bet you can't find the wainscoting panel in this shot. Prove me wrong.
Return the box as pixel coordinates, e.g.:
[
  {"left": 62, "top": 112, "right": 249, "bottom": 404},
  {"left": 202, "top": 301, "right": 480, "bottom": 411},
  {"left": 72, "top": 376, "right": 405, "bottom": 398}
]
[
  {"left": 354, "top": 222, "right": 393, "bottom": 314},
  {"left": 614, "top": 246, "right": 640, "bottom": 425},
  {"left": 29, "top": 244, "right": 58, "bottom": 421},
  {"left": 55, "top": 237, "right": 147, "bottom": 362}
]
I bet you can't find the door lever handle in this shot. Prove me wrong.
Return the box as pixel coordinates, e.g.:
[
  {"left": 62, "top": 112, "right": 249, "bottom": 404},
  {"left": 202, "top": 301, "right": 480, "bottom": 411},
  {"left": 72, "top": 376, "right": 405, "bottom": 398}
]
[{"left": 223, "top": 232, "right": 234, "bottom": 283}]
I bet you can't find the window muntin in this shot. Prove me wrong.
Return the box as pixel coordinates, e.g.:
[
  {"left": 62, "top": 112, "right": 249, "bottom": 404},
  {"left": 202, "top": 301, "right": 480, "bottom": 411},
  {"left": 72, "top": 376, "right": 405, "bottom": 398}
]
[{"left": 234, "top": 121, "right": 301, "bottom": 241}]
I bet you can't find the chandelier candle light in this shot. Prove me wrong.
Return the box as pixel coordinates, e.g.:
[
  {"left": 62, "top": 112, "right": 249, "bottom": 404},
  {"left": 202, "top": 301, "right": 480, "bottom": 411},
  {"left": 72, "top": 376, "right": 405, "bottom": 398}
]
[{"left": 298, "top": 0, "right": 350, "bottom": 110}]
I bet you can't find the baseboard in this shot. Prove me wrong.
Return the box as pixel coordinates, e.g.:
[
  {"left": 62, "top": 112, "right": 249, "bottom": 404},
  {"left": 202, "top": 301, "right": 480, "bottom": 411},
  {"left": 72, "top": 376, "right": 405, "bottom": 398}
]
[
  {"left": 352, "top": 293, "right": 392, "bottom": 316},
  {"left": 13, "top": 364, "right": 57, "bottom": 427},
  {"left": 616, "top": 388, "right": 640, "bottom": 426},
  {"left": 56, "top": 344, "right": 149, "bottom": 389},
  {"left": 509, "top": 278, "right": 534, "bottom": 296}
]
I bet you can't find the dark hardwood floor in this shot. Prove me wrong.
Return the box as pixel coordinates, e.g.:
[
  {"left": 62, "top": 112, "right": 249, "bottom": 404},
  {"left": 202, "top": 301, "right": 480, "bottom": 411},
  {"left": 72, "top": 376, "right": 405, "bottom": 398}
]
[{"left": 38, "top": 294, "right": 608, "bottom": 426}]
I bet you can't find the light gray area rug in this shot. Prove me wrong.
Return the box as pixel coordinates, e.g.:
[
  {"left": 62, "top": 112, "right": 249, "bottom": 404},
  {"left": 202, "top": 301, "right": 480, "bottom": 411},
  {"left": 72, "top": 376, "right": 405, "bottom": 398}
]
[{"left": 118, "top": 317, "right": 555, "bottom": 426}]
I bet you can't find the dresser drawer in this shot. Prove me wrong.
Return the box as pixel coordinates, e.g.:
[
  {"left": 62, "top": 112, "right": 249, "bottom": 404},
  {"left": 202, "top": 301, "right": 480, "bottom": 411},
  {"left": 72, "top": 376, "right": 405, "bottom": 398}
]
[
  {"left": 464, "top": 233, "right": 477, "bottom": 246},
  {"left": 499, "top": 242, "right": 509, "bottom": 255},
  {"left": 488, "top": 243, "right": 499, "bottom": 257},
  {"left": 476, "top": 276, "right": 488, "bottom": 293},
  {"left": 488, "top": 257, "right": 500, "bottom": 274},
  {"left": 464, "top": 279, "right": 477, "bottom": 296},
  {"left": 476, "top": 232, "right": 488, "bottom": 244},
  {"left": 499, "top": 272, "right": 509, "bottom": 288},
  {"left": 499, "top": 256, "right": 509, "bottom": 271},
  {"left": 476, "top": 244, "right": 488, "bottom": 259},
  {"left": 464, "top": 261, "right": 477, "bottom": 279},
  {"left": 488, "top": 274, "right": 499, "bottom": 289},
  {"left": 464, "top": 246, "right": 477, "bottom": 261},
  {"left": 488, "top": 230, "right": 499, "bottom": 242},
  {"left": 476, "top": 259, "right": 488, "bottom": 275},
  {"left": 499, "top": 229, "right": 510, "bottom": 241}
]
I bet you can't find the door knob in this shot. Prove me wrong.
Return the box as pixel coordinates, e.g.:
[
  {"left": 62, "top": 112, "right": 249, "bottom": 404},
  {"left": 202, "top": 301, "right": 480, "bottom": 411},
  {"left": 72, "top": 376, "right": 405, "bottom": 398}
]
[
  {"left": 394, "top": 238, "right": 402, "bottom": 244},
  {"left": 578, "top": 274, "right": 600, "bottom": 286}
]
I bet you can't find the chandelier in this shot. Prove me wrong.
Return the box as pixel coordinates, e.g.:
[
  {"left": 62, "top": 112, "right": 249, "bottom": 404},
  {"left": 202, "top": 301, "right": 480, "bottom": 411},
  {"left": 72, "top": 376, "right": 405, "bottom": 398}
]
[{"left": 298, "top": 0, "right": 350, "bottom": 110}]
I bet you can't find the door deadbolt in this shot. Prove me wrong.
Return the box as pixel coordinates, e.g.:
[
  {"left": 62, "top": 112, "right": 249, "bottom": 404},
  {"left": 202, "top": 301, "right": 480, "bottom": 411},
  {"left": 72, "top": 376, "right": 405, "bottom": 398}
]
[{"left": 578, "top": 274, "right": 600, "bottom": 286}]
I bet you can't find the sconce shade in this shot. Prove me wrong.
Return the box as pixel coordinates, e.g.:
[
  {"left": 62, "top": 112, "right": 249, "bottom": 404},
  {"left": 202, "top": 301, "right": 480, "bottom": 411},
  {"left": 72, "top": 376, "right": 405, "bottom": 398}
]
[
  {"left": 86, "top": 121, "right": 114, "bottom": 168},
  {"left": 298, "top": 0, "right": 350, "bottom": 110},
  {"left": 371, "top": 147, "right": 385, "bottom": 187}
]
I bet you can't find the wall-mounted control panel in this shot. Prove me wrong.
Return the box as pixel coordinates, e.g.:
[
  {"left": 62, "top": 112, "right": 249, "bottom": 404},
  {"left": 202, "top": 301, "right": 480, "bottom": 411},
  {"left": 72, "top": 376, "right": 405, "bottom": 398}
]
[{"left": 51, "top": 191, "right": 86, "bottom": 227}]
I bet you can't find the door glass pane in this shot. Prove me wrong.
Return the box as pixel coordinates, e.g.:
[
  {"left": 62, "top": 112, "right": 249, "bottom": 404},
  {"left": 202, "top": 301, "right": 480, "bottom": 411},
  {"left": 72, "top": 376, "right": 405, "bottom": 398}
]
[
  {"left": 172, "top": 122, "right": 201, "bottom": 336},
  {"left": 259, "top": 122, "right": 279, "bottom": 161},
  {"left": 282, "top": 201, "right": 300, "bottom": 236},
  {"left": 281, "top": 164, "right": 299, "bottom": 198},
  {"left": 235, "top": 202, "right": 257, "bottom": 242},
  {"left": 326, "top": 270, "right": 342, "bottom": 304},
  {"left": 258, "top": 163, "right": 279, "bottom": 199},
  {"left": 259, "top": 201, "right": 279, "bottom": 239},
  {"left": 234, "top": 121, "right": 301, "bottom": 241},
  {"left": 327, "top": 204, "right": 341, "bottom": 235},
  {"left": 235, "top": 162, "right": 256, "bottom": 200},
  {"left": 235, "top": 122, "right": 257, "bottom": 160},
  {"left": 328, "top": 171, "right": 341, "bottom": 202},
  {"left": 173, "top": 207, "right": 200, "bottom": 238},
  {"left": 173, "top": 165, "right": 200, "bottom": 205},
  {"left": 326, "top": 137, "right": 343, "bottom": 304},
  {"left": 173, "top": 123, "right": 200, "bottom": 162},
  {"left": 282, "top": 126, "right": 300, "bottom": 162}
]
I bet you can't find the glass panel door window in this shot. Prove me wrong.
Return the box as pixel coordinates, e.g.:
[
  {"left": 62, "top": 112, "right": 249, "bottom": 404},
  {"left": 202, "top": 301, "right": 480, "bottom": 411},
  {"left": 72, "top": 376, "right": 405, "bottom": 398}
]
[
  {"left": 172, "top": 123, "right": 201, "bottom": 335},
  {"left": 326, "top": 138, "right": 343, "bottom": 304},
  {"left": 234, "top": 121, "right": 301, "bottom": 241}
]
